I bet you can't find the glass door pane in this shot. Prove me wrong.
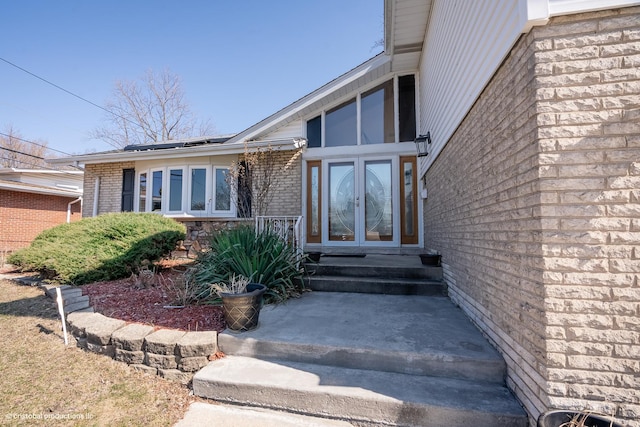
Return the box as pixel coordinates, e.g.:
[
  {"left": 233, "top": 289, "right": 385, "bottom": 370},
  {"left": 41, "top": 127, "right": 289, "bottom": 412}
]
[
  {"left": 328, "top": 162, "right": 355, "bottom": 241},
  {"left": 364, "top": 160, "right": 392, "bottom": 242}
]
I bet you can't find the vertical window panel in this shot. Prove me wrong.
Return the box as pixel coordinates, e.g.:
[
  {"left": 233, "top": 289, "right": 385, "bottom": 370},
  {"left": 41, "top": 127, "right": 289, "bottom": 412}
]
[
  {"left": 214, "top": 168, "right": 231, "bottom": 211},
  {"left": 190, "top": 168, "right": 207, "bottom": 211},
  {"left": 325, "top": 99, "right": 357, "bottom": 147},
  {"left": 399, "top": 75, "right": 416, "bottom": 142},
  {"left": 306, "top": 115, "right": 322, "bottom": 148},
  {"left": 169, "top": 169, "right": 183, "bottom": 211},
  {"left": 306, "top": 161, "right": 322, "bottom": 243},
  {"left": 151, "top": 170, "right": 163, "bottom": 212},
  {"left": 361, "top": 80, "right": 395, "bottom": 144},
  {"left": 138, "top": 172, "right": 147, "bottom": 212}
]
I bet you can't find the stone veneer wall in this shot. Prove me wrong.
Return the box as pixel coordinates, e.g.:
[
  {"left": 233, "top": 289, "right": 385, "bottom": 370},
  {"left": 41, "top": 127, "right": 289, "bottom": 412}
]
[
  {"left": 83, "top": 162, "right": 135, "bottom": 217},
  {"left": 423, "top": 7, "right": 639, "bottom": 427}
]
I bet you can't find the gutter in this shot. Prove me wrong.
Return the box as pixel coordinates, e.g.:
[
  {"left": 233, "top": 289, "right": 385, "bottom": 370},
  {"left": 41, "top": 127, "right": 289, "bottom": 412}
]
[
  {"left": 67, "top": 197, "right": 82, "bottom": 223},
  {"left": 46, "top": 139, "right": 299, "bottom": 166},
  {"left": 92, "top": 177, "right": 100, "bottom": 217}
]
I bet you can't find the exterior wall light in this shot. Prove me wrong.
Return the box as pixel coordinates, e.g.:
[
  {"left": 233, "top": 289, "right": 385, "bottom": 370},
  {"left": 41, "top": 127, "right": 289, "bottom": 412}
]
[{"left": 414, "top": 132, "right": 431, "bottom": 157}]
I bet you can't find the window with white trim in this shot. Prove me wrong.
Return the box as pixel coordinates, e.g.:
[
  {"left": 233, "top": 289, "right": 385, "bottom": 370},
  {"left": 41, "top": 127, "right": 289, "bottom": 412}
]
[
  {"left": 134, "top": 164, "right": 235, "bottom": 217},
  {"left": 306, "top": 74, "right": 416, "bottom": 147}
]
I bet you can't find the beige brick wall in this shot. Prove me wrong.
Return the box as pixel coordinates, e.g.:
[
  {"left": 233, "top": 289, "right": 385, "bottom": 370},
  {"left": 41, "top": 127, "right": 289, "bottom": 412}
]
[
  {"left": 423, "top": 7, "right": 639, "bottom": 426},
  {"left": 83, "top": 162, "right": 135, "bottom": 217},
  {"left": 251, "top": 149, "right": 303, "bottom": 216},
  {"left": 534, "top": 7, "right": 640, "bottom": 425}
]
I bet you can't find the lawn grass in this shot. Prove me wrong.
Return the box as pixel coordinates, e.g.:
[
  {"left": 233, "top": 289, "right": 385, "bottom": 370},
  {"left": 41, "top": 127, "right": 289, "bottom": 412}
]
[{"left": 0, "top": 278, "right": 199, "bottom": 426}]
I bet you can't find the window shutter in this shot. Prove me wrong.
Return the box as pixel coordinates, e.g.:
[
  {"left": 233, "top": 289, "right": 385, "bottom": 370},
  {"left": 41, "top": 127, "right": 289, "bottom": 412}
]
[{"left": 121, "top": 168, "right": 135, "bottom": 212}]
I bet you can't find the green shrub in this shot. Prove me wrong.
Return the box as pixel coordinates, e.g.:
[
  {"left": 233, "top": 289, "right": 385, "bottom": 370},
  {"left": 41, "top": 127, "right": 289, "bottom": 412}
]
[
  {"left": 8, "top": 213, "right": 185, "bottom": 285},
  {"left": 193, "top": 225, "right": 305, "bottom": 304}
]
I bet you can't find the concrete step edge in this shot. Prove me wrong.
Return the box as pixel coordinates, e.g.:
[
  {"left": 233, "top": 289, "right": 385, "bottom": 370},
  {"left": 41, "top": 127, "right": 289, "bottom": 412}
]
[
  {"left": 175, "top": 402, "right": 354, "bottom": 427},
  {"left": 218, "top": 334, "right": 506, "bottom": 384},
  {"left": 192, "top": 356, "right": 528, "bottom": 427}
]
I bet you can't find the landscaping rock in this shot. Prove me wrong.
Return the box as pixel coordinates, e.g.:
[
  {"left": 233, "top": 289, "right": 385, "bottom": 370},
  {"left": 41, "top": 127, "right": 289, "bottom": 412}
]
[
  {"left": 115, "top": 349, "right": 145, "bottom": 365},
  {"left": 131, "top": 364, "right": 157, "bottom": 375},
  {"left": 83, "top": 314, "right": 126, "bottom": 346},
  {"left": 158, "top": 368, "right": 192, "bottom": 385},
  {"left": 67, "top": 311, "right": 102, "bottom": 338},
  {"left": 112, "top": 323, "right": 154, "bottom": 351},
  {"left": 176, "top": 331, "right": 217, "bottom": 358},
  {"left": 74, "top": 336, "right": 87, "bottom": 349},
  {"left": 144, "top": 329, "right": 185, "bottom": 355},
  {"left": 145, "top": 353, "right": 178, "bottom": 370},
  {"left": 178, "top": 356, "right": 209, "bottom": 372},
  {"left": 86, "top": 342, "right": 115, "bottom": 358},
  {"left": 63, "top": 295, "right": 91, "bottom": 313}
]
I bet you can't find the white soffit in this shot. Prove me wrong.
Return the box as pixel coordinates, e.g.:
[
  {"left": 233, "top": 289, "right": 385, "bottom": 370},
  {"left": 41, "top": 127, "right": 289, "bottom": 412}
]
[{"left": 387, "top": 0, "right": 432, "bottom": 72}]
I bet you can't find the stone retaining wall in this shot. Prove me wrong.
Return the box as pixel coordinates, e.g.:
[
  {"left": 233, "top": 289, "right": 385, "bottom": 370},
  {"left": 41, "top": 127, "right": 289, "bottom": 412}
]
[{"left": 66, "top": 311, "right": 217, "bottom": 384}]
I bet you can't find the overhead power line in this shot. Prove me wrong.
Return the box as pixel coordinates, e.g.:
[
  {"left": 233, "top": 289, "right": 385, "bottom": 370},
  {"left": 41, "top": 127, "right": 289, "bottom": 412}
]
[
  {"left": 0, "top": 56, "right": 141, "bottom": 147},
  {"left": 0, "top": 146, "right": 44, "bottom": 160},
  {"left": 1, "top": 57, "right": 116, "bottom": 119},
  {"left": 0, "top": 131, "right": 70, "bottom": 156}
]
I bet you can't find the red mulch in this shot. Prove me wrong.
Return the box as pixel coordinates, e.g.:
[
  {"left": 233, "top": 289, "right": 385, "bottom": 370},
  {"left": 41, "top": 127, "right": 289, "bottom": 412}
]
[{"left": 82, "top": 263, "right": 226, "bottom": 332}]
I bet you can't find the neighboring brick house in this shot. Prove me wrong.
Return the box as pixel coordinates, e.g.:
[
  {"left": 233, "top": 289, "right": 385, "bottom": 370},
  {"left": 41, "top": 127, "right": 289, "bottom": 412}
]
[
  {"left": 49, "top": 1, "right": 639, "bottom": 425},
  {"left": 0, "top": 168, "right": 83, "bottom": 252}
]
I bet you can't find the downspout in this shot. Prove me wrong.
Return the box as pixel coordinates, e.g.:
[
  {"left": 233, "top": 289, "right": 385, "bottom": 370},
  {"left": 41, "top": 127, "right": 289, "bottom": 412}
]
[
  {"left": 92, "top": 177, "right": 100, "bottom": 217},
  {"left": 67, "top": 197, "right": 82, "bottom": 223}
]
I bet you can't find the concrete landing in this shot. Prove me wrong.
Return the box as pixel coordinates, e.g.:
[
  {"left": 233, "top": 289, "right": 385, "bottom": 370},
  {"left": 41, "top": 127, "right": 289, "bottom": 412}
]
[
  {"left": 219, "top": 292, "right": 505, "bottom": 383},
  {"left": 194, "top": 291, "right": 528, "bottom": 426}
]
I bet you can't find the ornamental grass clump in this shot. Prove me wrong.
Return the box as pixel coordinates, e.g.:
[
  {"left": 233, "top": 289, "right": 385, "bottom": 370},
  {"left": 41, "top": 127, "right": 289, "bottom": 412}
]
[
  {"left": 8, "top": 213, "right": 185, "bottom": 285},
  {"left": 193, "top": 225, "right": 305, "bottom": 304}
]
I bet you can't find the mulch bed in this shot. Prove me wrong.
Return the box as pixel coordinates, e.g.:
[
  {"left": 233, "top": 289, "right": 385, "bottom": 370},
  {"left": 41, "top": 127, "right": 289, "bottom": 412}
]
[{"left": 81, "top": 264, "right": 226, "bottom": 332}]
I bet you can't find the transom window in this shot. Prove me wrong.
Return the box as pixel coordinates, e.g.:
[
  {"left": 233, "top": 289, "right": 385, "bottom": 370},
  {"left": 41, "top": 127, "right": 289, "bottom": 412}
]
[
  {"left": 306, "top": 74, "right": 416, "bottom": 148},
  {"left": 135, "top": 165, "right": 234, "bottom": 217}
]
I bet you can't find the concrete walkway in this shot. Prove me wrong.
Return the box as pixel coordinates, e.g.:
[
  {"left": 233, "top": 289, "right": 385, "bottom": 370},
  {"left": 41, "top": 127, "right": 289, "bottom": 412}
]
[{"left": 183, "top": 289, "right": 527, "bottom": 426}]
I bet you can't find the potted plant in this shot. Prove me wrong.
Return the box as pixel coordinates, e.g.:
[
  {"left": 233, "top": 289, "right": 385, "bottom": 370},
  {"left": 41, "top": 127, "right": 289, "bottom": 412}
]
[{"left": 211, "top": 274, "right": 266, "bottom": 332}]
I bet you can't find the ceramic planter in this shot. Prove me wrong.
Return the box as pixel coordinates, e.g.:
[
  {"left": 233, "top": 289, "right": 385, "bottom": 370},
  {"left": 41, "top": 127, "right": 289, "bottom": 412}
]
[{"left": 220, "top": 283, "right": 267, "bottom": 332}]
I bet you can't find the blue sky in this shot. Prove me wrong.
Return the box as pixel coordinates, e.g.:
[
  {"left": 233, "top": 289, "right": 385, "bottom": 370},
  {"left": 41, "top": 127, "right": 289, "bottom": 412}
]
[{"left": 1, "top": 1, "right": 383, "bottom": 156}]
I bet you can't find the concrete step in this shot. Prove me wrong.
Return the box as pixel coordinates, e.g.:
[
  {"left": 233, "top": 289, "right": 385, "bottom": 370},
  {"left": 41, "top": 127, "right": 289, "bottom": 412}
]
[
  {"left": 305, "top": 275, "right": 446, "bottom": 295},
  {"left": 218, "top": 292, "right": 506, "bottom": 384},
  {"left": 192, "top": 356, "right": 527, "bottom": 427},
  {"left": 176, "top": 402, "right": 353, "bottom": 427},
  {"left": 305, "top": 262, "right": 442, "bottom": 281}
]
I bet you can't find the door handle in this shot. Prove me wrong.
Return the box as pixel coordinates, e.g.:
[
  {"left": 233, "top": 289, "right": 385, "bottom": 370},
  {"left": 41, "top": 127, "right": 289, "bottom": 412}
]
[{"left": 355, "top": 196, "right": 360, "bottom": 207}]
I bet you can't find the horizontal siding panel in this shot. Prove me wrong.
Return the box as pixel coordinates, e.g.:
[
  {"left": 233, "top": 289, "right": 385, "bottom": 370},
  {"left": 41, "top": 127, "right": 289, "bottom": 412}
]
[
  {"left": 418, "top": 0, "right": 527, "bottom": 178},
  {"left": 258, "top": 121, "right": 303, "bottom": 141}
]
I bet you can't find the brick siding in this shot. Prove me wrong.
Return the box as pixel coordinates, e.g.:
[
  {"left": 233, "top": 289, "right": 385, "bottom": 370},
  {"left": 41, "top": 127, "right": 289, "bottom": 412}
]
[
  {"left": 253, "top": 149, "right": 302, "bottom": 216},
  {"left": 423, "top": 7, "right": 639, "bottom": 426},
  {"left": 0, "top": 189, "right": 82, "bottom": 252},
  {"left": 83, "top": 162, "right": 135, "bottom": 217}
]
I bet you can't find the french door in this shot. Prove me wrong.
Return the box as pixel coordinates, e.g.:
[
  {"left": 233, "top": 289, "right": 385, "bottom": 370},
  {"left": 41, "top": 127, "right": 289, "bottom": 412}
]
[{"left": 306, "top": 156, "right": 418, "bottom": 247}]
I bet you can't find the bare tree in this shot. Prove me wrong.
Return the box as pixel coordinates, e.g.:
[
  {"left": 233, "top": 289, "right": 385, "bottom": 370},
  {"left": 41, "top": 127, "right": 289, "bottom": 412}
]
[
  {"left": 0, "top": 125, "right": 49, "bottom": 168},
  {"left": 92, "top": 69, "right": 213, "bottom": 148}
]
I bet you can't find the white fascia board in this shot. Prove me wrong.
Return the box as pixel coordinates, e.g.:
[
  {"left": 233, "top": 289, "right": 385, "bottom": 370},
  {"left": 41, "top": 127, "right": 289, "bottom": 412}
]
[
  {"left": 549, "top": 0, "right": 640, "bottom": 15},
  {"left": 227, "top": 54, "right": 392, "bottom": 144},
  {"left": 522, "top": 0, "right": 550, "bottom": 31},
  {"left": 45, "top": 139, "right": 298, "bottom": 166},
  {"left": 0, "top": 180, "right": 82, "bottom": 197}
]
